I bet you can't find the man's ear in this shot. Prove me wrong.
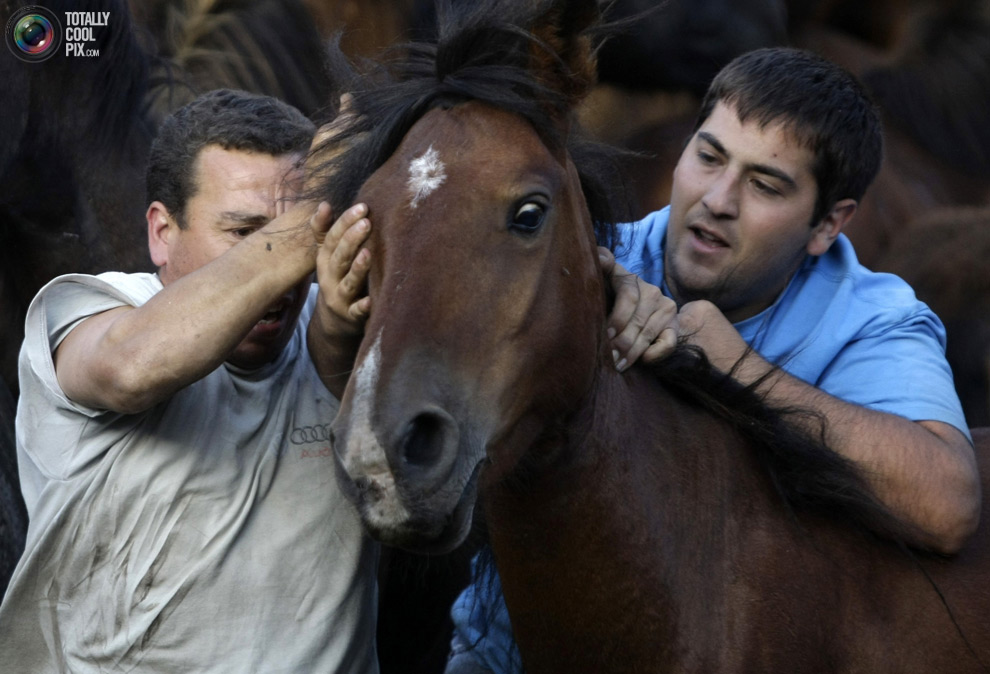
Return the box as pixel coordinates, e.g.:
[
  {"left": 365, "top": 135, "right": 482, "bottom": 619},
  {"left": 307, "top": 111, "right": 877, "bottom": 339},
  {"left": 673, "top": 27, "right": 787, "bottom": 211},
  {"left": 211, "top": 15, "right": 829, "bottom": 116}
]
[
  {"left": 807, "top": 198, "right": 857, "bottom": 256},
  {"left": 147, "top": 201, "right": 175, "bottom": 268}
]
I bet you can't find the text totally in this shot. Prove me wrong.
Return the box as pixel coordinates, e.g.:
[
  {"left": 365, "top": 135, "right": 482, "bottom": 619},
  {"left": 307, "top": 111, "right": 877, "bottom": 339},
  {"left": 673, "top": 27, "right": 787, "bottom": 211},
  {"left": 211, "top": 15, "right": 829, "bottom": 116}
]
[{"left": 64, "top": 12, "right": 110, "bottom": 26}]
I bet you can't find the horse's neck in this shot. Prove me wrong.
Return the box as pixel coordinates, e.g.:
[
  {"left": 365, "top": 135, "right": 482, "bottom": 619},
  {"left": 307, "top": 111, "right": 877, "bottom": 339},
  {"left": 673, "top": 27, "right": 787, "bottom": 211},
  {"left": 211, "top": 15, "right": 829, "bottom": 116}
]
[{"left": 483, "top": 365, "right": 766, "bottom": 672}]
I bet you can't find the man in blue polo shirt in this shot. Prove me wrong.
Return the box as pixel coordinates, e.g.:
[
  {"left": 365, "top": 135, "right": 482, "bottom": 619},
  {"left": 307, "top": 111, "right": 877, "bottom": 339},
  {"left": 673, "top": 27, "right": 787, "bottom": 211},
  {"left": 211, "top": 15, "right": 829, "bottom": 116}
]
[{"left": 444, "top": 47, "right": 978, "bottom": 674}]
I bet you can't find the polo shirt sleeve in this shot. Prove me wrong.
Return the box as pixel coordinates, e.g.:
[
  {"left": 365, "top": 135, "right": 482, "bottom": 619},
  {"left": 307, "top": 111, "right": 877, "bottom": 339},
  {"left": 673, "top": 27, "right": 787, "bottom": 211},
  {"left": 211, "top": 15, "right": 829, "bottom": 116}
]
[{"left": 816, "top": 308, "right": 972, "bottom": 441}]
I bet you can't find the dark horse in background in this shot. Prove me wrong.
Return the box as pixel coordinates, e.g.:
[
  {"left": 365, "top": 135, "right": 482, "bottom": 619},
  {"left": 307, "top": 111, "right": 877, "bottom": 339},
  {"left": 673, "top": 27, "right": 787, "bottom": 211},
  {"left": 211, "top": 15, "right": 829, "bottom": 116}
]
[
  {"left": 873, "top": 206, "right": 990, "bottom": 428},
  {"left": 128, "top": 0, "right": 333, "bottom": 124},
  {"left": 312, "top": 0, "right": 990, "bottom": 671},
  {"left": 797, "top": 0, "right": 990, "bottom": 268}
]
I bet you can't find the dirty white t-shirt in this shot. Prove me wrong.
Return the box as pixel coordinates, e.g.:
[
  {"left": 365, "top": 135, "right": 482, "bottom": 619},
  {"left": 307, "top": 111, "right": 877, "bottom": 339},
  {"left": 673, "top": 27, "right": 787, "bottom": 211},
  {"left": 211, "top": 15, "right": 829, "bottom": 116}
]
[{"left": 1, "top": 272, "right": 379, "bottom": 673}]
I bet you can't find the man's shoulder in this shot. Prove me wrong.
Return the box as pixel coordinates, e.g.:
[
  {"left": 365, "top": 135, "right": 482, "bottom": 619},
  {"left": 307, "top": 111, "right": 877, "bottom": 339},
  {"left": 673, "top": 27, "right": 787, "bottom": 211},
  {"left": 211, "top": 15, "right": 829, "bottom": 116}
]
[
  {"left": 805, "top": 235, "right": 930, "bottom": 322},
  {"left": 29, "top": 271, "right": 160, "bottom": 320},
  {"left": 52, "top": 271, "right": 162, "bottom": 304},
  {"left": 742, "top": 236, "right": 945, "bottom": 376}
]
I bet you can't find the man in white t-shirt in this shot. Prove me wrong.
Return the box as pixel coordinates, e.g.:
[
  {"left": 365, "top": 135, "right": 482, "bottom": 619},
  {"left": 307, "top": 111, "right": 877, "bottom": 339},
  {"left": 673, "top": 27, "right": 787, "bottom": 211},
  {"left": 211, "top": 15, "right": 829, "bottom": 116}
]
[{"left": 0, "top": 90, "right": 379, "bottom": 672}]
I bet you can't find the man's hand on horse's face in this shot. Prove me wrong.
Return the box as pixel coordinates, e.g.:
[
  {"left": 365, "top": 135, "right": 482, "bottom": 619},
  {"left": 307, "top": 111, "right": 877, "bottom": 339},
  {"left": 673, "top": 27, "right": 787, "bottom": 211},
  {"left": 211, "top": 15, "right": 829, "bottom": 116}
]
[
  {"left": 599, "top": 247, "right": 678, "bottom": 372},
  {"left": 315, "top": 203, "right": 372, "bottom": 337}
]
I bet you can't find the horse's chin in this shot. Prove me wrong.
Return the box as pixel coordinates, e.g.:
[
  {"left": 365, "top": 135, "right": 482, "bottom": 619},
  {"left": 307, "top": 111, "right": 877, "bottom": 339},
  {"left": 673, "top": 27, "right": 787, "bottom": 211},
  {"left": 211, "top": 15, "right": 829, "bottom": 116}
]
[{"left": 368, "top": 460, "right": 482, "bottom": 555}]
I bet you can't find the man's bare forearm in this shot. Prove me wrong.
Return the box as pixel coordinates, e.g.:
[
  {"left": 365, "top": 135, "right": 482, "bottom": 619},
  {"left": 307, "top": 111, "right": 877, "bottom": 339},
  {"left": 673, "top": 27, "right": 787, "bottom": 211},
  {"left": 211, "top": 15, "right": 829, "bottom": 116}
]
[
  {"left": 752, "top": 364, "right": 978, "bottom": 553},
  {"left": 56, "top": 204, "right": 323, "bottom": 412}
]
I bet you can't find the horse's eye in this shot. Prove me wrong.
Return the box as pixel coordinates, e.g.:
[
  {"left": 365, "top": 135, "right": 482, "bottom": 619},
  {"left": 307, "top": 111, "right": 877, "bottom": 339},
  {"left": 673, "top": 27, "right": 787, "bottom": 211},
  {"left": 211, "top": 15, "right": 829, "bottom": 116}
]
[{"left": 510, "top": 201, "right": 546, "bottom": 234}]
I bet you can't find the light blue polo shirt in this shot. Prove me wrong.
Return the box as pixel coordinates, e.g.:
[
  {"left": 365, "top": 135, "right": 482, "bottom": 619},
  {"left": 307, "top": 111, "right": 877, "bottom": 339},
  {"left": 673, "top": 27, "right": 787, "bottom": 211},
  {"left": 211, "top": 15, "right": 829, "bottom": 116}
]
[
  {"left": 616, "top": 206, "right": 968, "bottom": 433},
  {"left": 450, "top": 206, "right": 969, "bottom": 673}
]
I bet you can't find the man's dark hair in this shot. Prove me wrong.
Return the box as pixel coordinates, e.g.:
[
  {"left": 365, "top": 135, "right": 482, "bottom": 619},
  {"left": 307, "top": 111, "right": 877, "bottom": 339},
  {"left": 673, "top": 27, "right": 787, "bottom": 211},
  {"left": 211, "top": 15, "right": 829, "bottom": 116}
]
[
  {"left": 146, "top": 89, "right": 316, "bottom": 225},
  {"left": 696, "top": 47, "right": 883, "bottom": 225}
]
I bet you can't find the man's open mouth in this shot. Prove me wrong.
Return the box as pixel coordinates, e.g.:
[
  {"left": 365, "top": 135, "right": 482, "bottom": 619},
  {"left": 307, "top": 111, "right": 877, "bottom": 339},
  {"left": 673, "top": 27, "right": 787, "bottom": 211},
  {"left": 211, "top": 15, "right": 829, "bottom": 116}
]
[
  {"left": 690, "top": 225, "right": 728, "bottom": 247},
  {"left": 258, "top": 300, "right": 291, "bottom": 326}
]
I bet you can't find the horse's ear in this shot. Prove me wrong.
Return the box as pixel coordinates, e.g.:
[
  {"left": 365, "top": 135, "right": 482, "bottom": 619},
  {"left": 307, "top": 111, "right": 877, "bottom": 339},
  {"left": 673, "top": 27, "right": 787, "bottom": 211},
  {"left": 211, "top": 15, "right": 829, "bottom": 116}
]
[{"left": 528, "top": 0, "right": 601, "bottom": 114}]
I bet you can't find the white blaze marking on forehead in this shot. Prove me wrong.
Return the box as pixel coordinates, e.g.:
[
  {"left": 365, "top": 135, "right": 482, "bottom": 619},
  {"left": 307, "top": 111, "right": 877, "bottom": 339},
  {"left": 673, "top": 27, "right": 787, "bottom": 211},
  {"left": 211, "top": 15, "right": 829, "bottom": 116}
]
[
  {"left": 346, "top": 330, "right": 413, "bottom": 526},
  {"left": 407, "top": 145, "right": 446, "bottom": 209}
]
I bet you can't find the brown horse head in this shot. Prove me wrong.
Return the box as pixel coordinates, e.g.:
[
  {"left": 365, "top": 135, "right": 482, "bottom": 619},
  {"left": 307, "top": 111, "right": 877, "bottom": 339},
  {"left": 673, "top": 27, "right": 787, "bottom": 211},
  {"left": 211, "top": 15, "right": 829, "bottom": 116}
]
[
  {"left": 318, "top": 0, "right": 621, "bottom": 552},
  {"left": 332, "top": 101, "right": 605, "bottom": 552}
]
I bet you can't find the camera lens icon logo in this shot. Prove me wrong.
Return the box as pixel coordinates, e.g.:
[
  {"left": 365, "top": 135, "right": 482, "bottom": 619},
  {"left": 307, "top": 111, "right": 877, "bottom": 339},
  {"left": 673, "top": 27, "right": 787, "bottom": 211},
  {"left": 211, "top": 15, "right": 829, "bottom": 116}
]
[{"left": 6, "top": 6, "right": 61, "bottom": 63}]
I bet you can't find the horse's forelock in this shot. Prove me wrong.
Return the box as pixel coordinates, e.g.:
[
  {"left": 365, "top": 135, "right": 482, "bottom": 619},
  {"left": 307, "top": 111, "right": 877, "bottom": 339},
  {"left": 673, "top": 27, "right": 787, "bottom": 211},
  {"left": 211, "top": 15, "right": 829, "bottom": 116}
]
[{"left": 310, "top": 0, "right": 630, "bottom": 242}]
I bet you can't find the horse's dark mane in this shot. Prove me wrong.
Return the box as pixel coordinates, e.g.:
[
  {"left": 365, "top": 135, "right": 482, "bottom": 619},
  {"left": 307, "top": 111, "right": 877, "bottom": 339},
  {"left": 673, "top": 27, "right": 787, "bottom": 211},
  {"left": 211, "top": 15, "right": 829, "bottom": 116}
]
[
  {"left": 308, "top": 0, "right": 633, "bottom": 250},
  {"left": 650, "top": 343, "right": 922, "bottom": 548},
  {"left": 860, "top": 3, "right": 990, "bottom": 176}
]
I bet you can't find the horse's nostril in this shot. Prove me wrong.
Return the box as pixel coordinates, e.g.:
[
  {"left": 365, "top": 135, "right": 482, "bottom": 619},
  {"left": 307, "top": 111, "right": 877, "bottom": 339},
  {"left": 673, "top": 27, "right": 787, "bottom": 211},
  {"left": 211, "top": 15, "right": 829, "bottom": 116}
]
[{"left": 400, "top": 413, "right": 446, "bottom": 467}]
